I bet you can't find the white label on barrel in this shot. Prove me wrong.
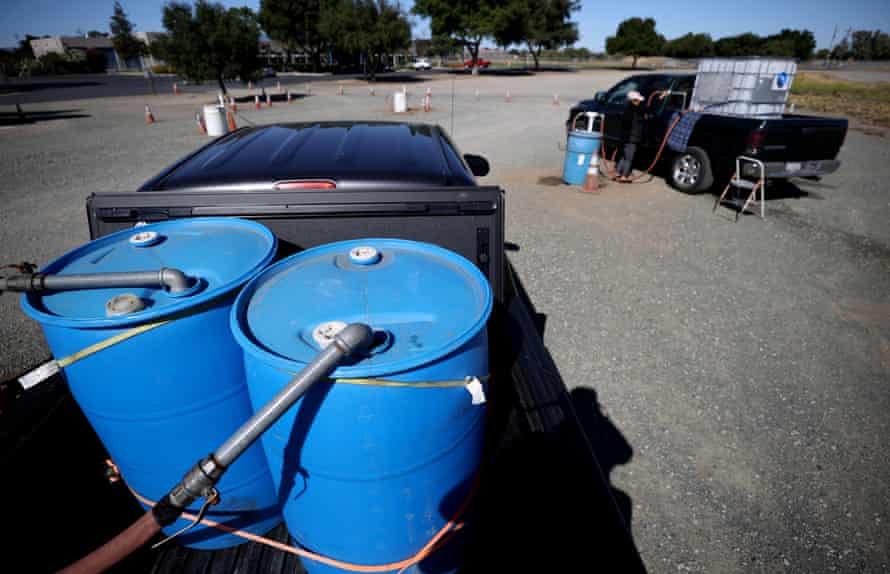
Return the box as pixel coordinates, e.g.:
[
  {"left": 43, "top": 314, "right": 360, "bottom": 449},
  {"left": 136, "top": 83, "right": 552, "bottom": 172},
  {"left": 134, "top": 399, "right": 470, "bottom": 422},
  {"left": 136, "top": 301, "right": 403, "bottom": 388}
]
[
  {"left": 577, "top": 154, "right": 585, "bottom": 166},
  {"left": 19, "top": 360, "right": 60, "bottom": 390},
  {"left": 464, "top": 376, "right": 486, "bottom": 405}
]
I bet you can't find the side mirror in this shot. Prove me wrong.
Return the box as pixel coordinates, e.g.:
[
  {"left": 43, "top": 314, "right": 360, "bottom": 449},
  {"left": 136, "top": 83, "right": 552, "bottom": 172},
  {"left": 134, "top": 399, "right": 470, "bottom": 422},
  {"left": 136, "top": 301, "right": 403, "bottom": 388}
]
[
  {"left": 464, "top": 154, "right": 490, "bottom": 177},
  {"left": 594, "top": 91, "right": 606, "bottom": 103}
]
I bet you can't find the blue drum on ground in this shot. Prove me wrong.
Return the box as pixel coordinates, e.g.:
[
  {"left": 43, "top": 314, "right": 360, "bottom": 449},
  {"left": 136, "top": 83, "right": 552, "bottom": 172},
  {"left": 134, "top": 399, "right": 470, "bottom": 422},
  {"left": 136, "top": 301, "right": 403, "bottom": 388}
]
[
  {"left": 230, "top": 238, "right": 493, "bottom": 574},
  {"left": 21, "top": 218, "right": 281, "bottom": 549},
  {"left": 563, "top": 130, "right": 602, "bottom": 185}
]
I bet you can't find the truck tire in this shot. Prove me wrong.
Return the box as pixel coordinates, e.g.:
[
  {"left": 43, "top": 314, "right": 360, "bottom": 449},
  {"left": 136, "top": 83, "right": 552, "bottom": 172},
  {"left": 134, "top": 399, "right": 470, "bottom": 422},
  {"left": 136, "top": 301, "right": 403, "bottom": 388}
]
[{"left": 668, "top": 147, "right": 714, "bottom": 194}]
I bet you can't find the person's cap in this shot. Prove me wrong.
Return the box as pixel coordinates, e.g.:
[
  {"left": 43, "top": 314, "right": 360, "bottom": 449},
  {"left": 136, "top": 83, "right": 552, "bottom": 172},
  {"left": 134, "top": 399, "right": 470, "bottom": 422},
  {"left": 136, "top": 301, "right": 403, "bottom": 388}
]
[{"left": 627, "top": 90, "right": 644, "bottom": 102}]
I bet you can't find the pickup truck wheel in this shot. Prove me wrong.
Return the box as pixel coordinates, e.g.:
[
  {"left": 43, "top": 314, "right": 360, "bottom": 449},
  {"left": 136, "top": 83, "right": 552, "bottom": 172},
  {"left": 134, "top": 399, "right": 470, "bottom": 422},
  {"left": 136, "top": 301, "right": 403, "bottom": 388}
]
[{"left": 669, "top": 147, "right": 713, "bottom": 194}]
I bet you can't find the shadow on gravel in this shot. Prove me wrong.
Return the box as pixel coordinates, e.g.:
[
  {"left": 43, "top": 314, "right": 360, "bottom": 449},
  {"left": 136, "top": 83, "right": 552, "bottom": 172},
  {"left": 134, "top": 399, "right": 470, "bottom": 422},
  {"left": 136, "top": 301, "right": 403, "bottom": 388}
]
[
  {"left": 0, "top": 108, "right": 91, "bottom": 125},
  {"left": 459, "top": 258, "right": 646, "bottom": 573}
]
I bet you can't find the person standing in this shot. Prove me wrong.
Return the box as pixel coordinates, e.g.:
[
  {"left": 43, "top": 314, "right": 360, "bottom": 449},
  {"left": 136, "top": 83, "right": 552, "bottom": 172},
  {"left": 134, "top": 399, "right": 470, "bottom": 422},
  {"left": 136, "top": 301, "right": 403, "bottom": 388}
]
[{"left": 615, "top": 90, "right": 646, "bottom": 182}]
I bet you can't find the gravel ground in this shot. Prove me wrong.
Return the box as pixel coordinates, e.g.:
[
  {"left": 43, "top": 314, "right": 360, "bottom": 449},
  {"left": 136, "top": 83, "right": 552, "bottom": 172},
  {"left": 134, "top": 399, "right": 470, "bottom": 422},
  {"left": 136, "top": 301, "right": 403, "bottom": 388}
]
[{"left": 1, "top": 70, "right": 888, "bottom": 573}]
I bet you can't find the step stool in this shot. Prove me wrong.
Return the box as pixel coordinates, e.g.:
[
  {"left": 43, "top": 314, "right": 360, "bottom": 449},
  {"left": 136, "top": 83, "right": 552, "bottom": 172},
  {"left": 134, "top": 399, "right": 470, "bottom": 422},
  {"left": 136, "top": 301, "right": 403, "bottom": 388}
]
[{"left": 714, "top": 156, "right": 766, "bottom": 220}]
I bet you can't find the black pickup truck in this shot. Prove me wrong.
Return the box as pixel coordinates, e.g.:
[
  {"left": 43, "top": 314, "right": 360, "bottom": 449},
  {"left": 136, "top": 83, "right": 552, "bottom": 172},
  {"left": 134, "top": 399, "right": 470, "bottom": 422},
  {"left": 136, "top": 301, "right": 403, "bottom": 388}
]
[
  {"left": 568, "top": 73, "right": 848, "bottom": 193},
  {"left": 2, "top": 122, "right": 647, "bottom": 574}
]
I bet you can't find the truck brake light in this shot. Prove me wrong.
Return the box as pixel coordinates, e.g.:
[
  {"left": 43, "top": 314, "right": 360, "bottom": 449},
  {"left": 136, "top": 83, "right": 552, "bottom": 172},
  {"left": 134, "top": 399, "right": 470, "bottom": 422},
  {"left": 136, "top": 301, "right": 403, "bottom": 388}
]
[
  {"left": 746, "top": 130, "right": 765, "bottom": 154},
  {"left": 274, "top": 180, "right": 336, "bottom": 190}
]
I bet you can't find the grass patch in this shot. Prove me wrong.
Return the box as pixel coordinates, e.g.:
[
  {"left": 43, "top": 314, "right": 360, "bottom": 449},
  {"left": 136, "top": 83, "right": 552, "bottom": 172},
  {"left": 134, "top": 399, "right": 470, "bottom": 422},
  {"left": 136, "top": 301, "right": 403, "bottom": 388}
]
[{"left": 790, "top": 72, "right": 890, "bottom": 127}]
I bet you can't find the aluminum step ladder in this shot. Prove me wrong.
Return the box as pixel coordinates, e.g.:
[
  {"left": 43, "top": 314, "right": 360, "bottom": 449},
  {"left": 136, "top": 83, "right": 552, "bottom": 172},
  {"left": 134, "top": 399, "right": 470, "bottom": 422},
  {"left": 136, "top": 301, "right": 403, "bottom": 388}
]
[{"left": 714, "top": 156, "right": 765, "bottom": 220}]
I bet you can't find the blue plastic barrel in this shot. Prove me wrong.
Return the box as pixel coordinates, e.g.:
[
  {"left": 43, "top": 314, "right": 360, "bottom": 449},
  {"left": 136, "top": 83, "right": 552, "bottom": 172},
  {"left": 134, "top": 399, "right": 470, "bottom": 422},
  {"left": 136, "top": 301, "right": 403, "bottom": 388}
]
[
  {"left": 231, "top": 238, "right": 493, "bottom": 574},
  {"left": 563, "top": 130, "right": 601, "bottom": 185},
  {"left": 21, "top": 218, "right": 281, "bottom": 549}
]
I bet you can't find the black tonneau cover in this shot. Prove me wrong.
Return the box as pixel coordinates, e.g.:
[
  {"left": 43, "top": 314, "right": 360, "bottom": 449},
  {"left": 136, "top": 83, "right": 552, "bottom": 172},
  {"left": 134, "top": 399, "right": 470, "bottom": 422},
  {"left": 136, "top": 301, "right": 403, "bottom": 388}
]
[{"left": 139, "top": 123, "right": 477, "bottom": 192}]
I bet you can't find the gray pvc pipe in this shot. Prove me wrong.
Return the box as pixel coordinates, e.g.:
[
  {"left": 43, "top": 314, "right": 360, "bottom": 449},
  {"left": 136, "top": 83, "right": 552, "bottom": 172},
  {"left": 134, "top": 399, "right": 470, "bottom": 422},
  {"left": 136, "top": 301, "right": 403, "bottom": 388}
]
[
  {"left": 0, "top": 268, "right": 192, "bottom": 293},
  {"left": 213, "top": 323, "right": 374, "bottom": 468}
]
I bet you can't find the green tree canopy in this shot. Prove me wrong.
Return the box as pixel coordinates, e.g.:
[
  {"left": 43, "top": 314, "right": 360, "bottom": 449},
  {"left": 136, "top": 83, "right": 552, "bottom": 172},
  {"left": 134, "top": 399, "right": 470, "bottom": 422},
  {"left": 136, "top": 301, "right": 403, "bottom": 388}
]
[
  {"left": 320, "top": 0, "right": 410, "bottom": 79},
  {"left": 258, "top": 0, "right": 329, "bottom": 72},
  {"left": 761, "top": 29, "right": 816, "bottom": 60},
  {"left": 714, "top": 33, "right": 763, "bottom": 57},
  {"left": 413, "top": 0, "right": 503, "bottom": 74},
  {"left": 850, "top": 30, "right": 890, "bottom": 60},
  {"left": 605, "top": 17, "right": 664, "bottom": 68},
  {"left": 109, "top": 2, "right": 147, "bottom": 66},
  {"left": 662, "top": 33, "right": 713, "bottom": 59},
  {"left": 493, "top": 0, "right": 579, "bottom": 69},
  {"left": 155, "top": 1, "right": 261, "bottom": 94}
]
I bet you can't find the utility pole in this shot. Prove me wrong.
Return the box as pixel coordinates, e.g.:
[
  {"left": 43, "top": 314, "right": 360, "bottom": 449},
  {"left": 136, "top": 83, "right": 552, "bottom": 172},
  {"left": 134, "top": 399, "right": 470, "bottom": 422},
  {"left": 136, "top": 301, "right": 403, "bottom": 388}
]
[{"left": 825, "top": 25, "right": 838, "bottom": 68}]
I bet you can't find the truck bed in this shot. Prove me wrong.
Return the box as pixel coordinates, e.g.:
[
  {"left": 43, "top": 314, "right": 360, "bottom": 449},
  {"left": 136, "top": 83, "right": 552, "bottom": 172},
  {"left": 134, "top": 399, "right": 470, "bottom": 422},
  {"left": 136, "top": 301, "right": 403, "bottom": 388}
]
[{"left": 0, "top": 260, "right": 647, "bottom": 574}]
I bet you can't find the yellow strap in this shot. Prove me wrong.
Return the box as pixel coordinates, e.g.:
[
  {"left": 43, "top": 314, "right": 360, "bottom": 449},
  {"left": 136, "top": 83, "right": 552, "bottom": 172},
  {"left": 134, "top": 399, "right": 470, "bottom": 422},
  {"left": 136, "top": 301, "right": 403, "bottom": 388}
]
[
  {"left": 334, "top": 375, "right": 490, "bottom": 388},
  {"left": 56, "top": 317, "right": 174, "bottom": 368},
  {"left": 54, "top": 296, "right": 226, "bottom": 370}
]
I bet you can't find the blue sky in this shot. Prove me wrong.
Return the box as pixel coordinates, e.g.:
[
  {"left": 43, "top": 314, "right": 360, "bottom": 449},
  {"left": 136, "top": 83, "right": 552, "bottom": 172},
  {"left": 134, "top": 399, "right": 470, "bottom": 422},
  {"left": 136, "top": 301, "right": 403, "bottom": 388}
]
[{"left": 2, "top": 0, "right": 889, "bottom": 51}]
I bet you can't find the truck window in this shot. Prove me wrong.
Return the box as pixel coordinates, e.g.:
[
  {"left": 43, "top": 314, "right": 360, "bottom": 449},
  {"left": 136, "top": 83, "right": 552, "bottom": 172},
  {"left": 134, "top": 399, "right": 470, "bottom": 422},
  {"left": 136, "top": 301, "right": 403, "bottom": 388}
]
[
  {"left": 606, "top": 79, "right": 641, "bottom": 104},
  {"left": 666, "top": 76, "right": 694, "bottom": 111}
]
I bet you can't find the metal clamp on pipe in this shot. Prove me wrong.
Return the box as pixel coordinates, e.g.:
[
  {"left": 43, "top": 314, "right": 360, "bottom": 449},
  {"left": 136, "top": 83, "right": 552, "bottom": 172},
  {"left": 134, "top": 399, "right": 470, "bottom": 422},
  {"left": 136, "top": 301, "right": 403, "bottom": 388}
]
[
  {"left": 151, "top": 322, "right": 374, "bottom": 539},
  {"left": 0, "top": 268, "right": 194, "bottom": 294}
]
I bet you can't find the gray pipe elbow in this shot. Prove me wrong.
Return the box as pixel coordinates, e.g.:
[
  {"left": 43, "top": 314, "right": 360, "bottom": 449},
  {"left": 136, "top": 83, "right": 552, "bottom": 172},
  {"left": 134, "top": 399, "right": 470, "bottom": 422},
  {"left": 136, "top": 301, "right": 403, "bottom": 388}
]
[{"left": 159, "top": 268, "right": 192, "bottom": 293}]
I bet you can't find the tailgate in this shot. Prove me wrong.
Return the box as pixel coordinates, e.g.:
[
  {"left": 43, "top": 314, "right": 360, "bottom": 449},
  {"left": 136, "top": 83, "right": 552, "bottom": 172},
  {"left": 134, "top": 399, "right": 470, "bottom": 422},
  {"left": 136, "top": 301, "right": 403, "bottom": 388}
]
[
  {"left": 86, "top": 187, "right": 505, "bottom": 301},
  {"left": 761, "top": 116, "right": 848, "bottom": 161}
]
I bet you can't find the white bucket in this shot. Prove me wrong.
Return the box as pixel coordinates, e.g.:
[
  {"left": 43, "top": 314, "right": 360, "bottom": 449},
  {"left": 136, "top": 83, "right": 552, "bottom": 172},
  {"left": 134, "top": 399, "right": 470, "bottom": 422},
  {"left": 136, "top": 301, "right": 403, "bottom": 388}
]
[
  {"left": 203, "top": 105, "right": 228, "bottom": 136},
  {"left": 393, "top": 92, "right": 407, "bottom": 113}
]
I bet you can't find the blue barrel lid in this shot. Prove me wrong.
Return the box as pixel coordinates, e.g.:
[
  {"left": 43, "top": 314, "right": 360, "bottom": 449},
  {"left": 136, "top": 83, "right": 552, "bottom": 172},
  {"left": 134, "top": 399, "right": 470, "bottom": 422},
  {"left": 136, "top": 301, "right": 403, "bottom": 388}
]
[
  {"left": 22, "top": 218, "right": 277, "bottom": 328},
  {"left": 231, "top": 238, "right": 492, "bottom": 378}
]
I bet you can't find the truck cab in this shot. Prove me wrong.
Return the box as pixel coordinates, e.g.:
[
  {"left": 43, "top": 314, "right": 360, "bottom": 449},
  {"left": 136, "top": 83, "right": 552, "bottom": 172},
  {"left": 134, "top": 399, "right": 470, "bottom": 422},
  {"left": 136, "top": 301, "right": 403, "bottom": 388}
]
[{"left": 568, "top": 73, "right": 848, "bottom": 193}]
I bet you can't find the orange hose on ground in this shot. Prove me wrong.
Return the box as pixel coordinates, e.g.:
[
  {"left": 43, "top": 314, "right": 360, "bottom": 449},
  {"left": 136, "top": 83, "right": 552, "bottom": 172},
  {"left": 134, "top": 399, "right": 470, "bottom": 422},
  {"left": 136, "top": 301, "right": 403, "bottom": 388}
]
[{"left": 128, "top": 477, "right": 476, "bottom": 574}]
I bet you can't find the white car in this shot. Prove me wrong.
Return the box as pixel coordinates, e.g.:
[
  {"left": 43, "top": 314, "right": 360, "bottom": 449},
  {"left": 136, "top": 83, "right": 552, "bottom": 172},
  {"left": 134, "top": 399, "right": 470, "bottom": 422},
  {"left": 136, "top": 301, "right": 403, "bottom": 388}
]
[{"left": 411, "top": 58, "right": 432, "bottom": 71}]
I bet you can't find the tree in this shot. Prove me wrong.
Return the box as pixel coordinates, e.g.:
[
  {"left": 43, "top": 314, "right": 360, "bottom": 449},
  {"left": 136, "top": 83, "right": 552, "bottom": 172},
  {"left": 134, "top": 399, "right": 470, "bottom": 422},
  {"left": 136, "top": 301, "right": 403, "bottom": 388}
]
[
  {"left": 258, "top": 0, "right": 329, "bottom": 72},
  {"left": 413, "top": 0, "right": 502, "bottom": 74},
  {"left": 493, "top": 0, "right": 579, "bottom": 69},
  {"left": 662, "top": 32, "right": 713, "bottom": 58},
  {"left": 761, "top": 29, "right": 815, "bottom": 60},
  {"left": 320, "top": 0, "right": 410, "bottom": 80},
  {"left": 604, "top": 17, "right": 664, "bottom": 68},
  {"left": 849, "top": 30, "right": 890, "bottom": 60},
  {"left": 714, "top": 33, "right": 763, "bottom": 57},
  {"left": 109, "top": 2, "right": 146, "bottom": 68},
  {"left": 155, "top": 1, "right": 261, "bottom": 94}
]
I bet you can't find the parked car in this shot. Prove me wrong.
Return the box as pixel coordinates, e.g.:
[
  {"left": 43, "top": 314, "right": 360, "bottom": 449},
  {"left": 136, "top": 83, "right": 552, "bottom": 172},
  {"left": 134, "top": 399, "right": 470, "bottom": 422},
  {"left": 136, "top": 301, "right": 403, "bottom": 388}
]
[
  {"left": 567, "top": 73, "right": 848, "bottom": 193},
  {"left": 411, "top": 58, "right": 432, "bottom": 70},
  {"left": 464, "top": 58, "right": 491, "bottom": 70}
]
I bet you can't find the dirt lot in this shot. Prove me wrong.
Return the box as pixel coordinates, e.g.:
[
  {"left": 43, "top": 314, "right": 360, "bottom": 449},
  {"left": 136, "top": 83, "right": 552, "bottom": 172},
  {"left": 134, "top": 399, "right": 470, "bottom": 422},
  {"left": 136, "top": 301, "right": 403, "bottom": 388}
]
[{"left": 1, "top": 70, "right": 888, "bottom": 573}]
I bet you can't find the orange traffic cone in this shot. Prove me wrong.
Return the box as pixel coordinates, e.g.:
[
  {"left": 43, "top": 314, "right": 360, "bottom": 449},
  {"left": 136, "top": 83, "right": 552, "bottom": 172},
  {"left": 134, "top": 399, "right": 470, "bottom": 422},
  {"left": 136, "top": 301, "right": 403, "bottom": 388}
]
[
  {"left": 286, "top": 90, "right": 292, "bottom": 104},
  {"left": 195, "top": 112, "right": 206, "bottom": 135},
  {"left": 173, "top": 82, "right": 179, "bottom": 95},
  {"left": 144, "top": 104, "right": 155, "bottom": 124},
  {"left": 265, "top": 91, "right": 272, "bottom": 107},
  {"left": 254, "top": 95, "right": 261, "bottom": 109},
  {"left": 338, "top": 84, "right": 344, "bottom": 96},
  {"left": 582, "top": 154, "right": 600, "bottom": 193},
  {"left": 505, "top": 91, "right": 511, "bottom": 103},
  {"left": 423, "top": 94, "right": 431, "bottom": 112},
  {"left": 553, "top": 93, "right": 560, "bottom": 106},
  {"left": 227, "top": 108, "right": 237, "bottom": 131},
  {"left": 369, "top": 86, "right": 375, "bottom": 96}
]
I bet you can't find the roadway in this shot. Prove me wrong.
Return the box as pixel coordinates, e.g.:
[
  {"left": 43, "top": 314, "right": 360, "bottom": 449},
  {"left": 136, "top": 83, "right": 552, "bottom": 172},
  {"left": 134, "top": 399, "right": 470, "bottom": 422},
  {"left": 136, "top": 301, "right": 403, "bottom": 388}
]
[{"left": 0, "top": 70, "right": 456, "bottom": 105}]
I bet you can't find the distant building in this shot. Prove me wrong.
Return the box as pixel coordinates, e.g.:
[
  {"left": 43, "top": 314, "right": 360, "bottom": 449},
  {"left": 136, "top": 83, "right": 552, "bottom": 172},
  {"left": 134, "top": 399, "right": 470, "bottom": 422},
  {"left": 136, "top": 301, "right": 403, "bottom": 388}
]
[{"left": 29, "top": 33, "right": 167, "bottom": 71}]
